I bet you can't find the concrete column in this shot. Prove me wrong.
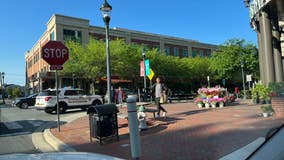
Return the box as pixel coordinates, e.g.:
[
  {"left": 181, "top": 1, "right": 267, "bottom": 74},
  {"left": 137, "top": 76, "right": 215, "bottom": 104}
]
[
  {"left": 255, "top": 16, "right": 265, "bottom": 84},
  {"left": 125, "top": 32, "right": 131, "bottom": 44},
  {"left": 271, "top": 18, "right": 284, "bottom": 82},
  {"left": 259, "top": 10, "right": 275, "bottom": 86},
  {"left": 257, "top": 32, "right": 265, "bottom": 83},
  {"left": 159, "top": 38, "right": 165, "bottom": 53}
]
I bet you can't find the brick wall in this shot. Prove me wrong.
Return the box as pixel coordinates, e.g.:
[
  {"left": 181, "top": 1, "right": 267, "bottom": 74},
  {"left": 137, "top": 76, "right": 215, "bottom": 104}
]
[{"left": 271, "top": 97, "right": 284, "bottom": 116}]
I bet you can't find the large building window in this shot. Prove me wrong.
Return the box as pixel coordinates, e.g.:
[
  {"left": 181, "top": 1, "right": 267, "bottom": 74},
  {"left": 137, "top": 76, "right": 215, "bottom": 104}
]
[
  {"left": 165, "top": 47, "right": 171, "bottom": 55},
  {"left": 192, "top": 50, "right": 197, "bottom": 57},
  {"left": 174, "top": 47, "right": 179, "bottom": 57},
  {"left": 50, "top": 31, "right": 55, "bottom": 40},
  {"left": 182, "top": 48, "right": 188, "bottom": 57},
  {"left": 200, "top": 50, "right": 204, "bottom": 57},
  {"left": 63, "top": 29, "right": 82, "bottom": 43}
]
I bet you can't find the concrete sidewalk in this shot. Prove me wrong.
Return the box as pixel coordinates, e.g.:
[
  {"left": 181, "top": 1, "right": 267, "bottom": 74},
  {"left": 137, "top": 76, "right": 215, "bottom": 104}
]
[{"left": 45, "top": 100, "right": 284, "bottom": 160}]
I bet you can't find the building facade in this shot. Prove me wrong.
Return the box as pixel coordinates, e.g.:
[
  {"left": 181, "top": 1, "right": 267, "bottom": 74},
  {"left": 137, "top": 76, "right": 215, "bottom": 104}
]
[
  {"left": 25, "top": 14, "right": 217, "bottom": 93},
  {"left": 245, "top": 0, "right": 284, "bottom": 86}
]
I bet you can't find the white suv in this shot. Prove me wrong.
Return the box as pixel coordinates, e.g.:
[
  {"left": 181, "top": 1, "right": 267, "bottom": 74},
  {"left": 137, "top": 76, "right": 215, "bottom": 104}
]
[{"left": 35, "top": 88, "right": 103, "bottom": 114}]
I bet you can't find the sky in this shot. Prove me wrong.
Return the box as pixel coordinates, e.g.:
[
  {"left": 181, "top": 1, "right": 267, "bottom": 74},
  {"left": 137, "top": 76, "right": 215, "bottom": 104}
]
[{"left": 0, "top": 0, "right": 256, "bottom": 86}]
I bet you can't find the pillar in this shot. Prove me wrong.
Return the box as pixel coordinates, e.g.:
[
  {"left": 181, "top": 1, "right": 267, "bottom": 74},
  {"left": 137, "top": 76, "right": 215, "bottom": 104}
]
[
  {"left": 255, "top": 16, "right": 265, "bottom": 83},
  {"left": 259, "top": 10, "right": 275, "bottom": 86},
  {"left": 271, "top": 18, "right": 284, "bottom": 82}
]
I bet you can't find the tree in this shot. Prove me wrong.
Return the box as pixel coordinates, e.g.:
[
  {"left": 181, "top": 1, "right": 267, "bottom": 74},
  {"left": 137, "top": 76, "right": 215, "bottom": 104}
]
[{"left": 210, "top": 39, "right": 259, "bottom": 85}]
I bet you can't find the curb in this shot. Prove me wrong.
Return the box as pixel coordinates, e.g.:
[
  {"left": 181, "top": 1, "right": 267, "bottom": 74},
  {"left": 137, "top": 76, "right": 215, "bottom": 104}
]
[
  {"left": 219, "top": 137, "right": 265, "bottom": 160},
  {"left": 43, "top": 129, "right": 76, "bottom": 152},
  {"left": 32, "top": 112, "right": 86, "bottom": 152}
]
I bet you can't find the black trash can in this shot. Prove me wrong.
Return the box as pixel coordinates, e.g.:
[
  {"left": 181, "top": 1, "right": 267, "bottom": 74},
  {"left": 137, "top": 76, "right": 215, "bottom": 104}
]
[{"left": 87, "top": 104, "right": 119, "bottom": 144}]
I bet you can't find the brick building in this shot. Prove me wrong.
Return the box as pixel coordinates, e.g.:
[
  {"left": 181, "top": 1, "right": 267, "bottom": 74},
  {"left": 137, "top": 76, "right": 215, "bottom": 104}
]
[{"left": 25, "top": 14, "right": 217, "bottom": 93}]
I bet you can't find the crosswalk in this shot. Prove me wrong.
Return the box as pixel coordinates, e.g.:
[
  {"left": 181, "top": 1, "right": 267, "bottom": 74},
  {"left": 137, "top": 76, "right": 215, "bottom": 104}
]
[
  {"left": 3, "top": 120, "right": 45, "bottom": 130},
  {"left": 3, "top": 121, "right": 24, "bottom": 130},
  {"left": 0, "top": 120, "right": 45, "bottom": 136}
]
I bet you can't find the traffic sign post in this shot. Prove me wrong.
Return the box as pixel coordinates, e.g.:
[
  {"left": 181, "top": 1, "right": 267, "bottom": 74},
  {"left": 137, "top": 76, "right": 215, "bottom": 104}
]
[{"left": 41, "top": 41, "right": 69, "bottom": 132}]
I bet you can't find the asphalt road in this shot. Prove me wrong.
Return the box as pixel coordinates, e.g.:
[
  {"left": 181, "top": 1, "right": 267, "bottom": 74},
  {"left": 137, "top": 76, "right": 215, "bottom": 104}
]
[{"left": 0, "top": 101, "right": 85, "bottom": 155}]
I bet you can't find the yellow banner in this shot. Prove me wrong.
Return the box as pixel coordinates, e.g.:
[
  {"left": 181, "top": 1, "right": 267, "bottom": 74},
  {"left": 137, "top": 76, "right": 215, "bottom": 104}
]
[{"left": 147, "top": 68, "right": 154, "bottom": 80}]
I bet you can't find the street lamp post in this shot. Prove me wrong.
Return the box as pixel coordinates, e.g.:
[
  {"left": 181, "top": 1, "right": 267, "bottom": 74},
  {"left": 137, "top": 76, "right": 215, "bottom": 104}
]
[
  {"left": 100, "top": 0, "right": 112, "bottom": 104},
  {"left": 1, "top": 72, "right": 5, "bottom": 104},
  {"left": 241, "top": 62, "right": 246, "bottom": 99}
]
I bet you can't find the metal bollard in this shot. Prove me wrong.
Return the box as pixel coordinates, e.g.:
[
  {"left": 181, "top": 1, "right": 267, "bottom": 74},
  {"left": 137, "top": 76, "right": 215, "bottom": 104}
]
[{"left": 127, "top": 95, "right": 141, "bottom": 159}]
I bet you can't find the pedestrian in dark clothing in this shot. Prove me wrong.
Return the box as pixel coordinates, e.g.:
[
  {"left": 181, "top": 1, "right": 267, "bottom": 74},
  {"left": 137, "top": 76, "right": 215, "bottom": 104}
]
[
  {"left": 151, "top": 77, "right": 167, "bottom": 118},
  {"left": 111, "top": 86, "right": 116, "bottom": 103}
]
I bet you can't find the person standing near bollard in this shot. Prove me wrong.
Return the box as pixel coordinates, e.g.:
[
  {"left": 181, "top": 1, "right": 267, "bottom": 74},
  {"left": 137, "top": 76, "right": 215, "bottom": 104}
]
[
  {"left": 116, "top": 86, "right": 125, "bottom": 107},
  {"left": 151, "top": 77, "right": 167, "bottom": 118}
]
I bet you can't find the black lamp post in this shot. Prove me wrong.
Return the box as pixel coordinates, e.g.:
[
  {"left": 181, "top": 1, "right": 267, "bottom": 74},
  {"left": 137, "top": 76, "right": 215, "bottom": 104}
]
[
  {"left": 100, "top": 0, "right": 112, "bottom": 104},
  {"left": 1, "top": 72, "right": 5, "bottom": 104}
]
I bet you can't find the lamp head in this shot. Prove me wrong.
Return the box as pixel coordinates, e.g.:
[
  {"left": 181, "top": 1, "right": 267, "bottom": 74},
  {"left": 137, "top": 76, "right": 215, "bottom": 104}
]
[{"left": 100, "top": 0, "right": 112, "bottom": 24}]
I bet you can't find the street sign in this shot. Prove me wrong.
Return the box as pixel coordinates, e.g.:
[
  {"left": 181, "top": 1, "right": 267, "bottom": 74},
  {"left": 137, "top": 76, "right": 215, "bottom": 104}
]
[
  {"left": 147, "top": 68, "right": 155, "bottom": 80},
  {"left": 41, "top": 41, "right": 69, "bottom": 65},
  {"left": 50, "top": 65, "right": 63, "bottom": 70},
  {"left": 246, "top": 74, "right": 252, "bottom": 82}
]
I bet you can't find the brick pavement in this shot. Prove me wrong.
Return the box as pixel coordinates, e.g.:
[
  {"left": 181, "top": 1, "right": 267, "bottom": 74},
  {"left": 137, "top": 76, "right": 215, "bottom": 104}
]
[{"left": 50, "top": 100, "right": 284, "bottom": 160}]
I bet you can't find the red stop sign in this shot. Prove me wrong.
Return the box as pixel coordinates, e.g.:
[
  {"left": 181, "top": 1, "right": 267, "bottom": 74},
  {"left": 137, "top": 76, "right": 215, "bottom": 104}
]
[{"left": 41, "top": 41, "right": 69, "bottom": 65}]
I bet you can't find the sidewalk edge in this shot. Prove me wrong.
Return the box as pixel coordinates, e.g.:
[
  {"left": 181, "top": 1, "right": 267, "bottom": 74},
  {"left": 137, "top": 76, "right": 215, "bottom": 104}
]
[
  {"left": 219, "top": 137, "right": 265, "bottom": 160},
  {"left": 43, "top": 128, "right": 76, "bottom": 152},
  {"left": 33, "top": 112, "right": 86, "bottom": 152}
]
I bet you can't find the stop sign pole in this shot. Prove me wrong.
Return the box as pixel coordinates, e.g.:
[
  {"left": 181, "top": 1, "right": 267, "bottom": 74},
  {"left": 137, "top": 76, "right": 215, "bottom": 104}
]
[{"left": 41, "top": 41, "right": 69, "bottom": 132}]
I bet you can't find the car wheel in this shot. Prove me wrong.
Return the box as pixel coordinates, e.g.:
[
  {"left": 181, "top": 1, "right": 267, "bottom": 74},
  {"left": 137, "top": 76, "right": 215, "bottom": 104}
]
[
  {"left": 44, "top": 108, "right": 53, "bottom": 114},
  {"left": 55, "top": 103, "right": 66, "bottom": 114},
  {"left": 21, "top": 102, "right": 29, "bottom": 109}
]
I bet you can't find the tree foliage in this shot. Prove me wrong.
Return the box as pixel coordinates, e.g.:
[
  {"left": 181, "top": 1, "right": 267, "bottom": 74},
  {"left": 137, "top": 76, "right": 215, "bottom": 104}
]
[
  {"left": 61, "top": 38, "right": 259, "bottom": 93},
  {"left": 210, "top": 39, "right": 259, "bottom": 83}
]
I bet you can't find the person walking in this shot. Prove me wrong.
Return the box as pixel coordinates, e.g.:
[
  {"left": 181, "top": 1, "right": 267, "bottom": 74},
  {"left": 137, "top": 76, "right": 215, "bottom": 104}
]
[
  {"left": 115, "top": 87, "right": 125, "bottom": 107},
  {"left": 151, "top": 77, "right": 167, "bottom": 118}
]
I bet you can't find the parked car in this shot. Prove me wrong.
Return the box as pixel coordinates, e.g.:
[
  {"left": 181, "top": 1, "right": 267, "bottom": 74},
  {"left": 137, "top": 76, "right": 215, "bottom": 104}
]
[
  {"left": 12, "top": 93, "right": 38, "bottom": 109},
  {"left": 35, "top": 88, "right": 103, "bottom": 114}
]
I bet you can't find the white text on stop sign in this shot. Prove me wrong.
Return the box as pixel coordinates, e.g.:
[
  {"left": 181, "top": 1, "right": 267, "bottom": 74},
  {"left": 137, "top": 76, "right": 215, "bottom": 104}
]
[{"left": 43, "top": 48, "right": 68, "bottom": 59}]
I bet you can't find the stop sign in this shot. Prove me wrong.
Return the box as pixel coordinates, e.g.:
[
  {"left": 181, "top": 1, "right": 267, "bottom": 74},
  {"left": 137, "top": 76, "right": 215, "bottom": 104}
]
[{"left": 41, "top": 41, "right": 69, "bottom": 65}]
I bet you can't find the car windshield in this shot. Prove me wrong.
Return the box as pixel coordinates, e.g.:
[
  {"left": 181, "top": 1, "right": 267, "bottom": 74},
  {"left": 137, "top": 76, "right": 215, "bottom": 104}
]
[
  {"left": 2, "top": 1, "right": 284, "bottom": 160},
  {"left": 27, "top": 94, "right": 37, "bottom": 98},
  {"left": 38, "top": 90, "right": 58, "bottom": 96}
]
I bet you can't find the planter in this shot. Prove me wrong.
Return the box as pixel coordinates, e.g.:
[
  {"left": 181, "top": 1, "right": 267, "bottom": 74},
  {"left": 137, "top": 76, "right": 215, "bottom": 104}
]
[
  {"left": 197, "top": 103, "right": 203, "bottom": 108},
  {"left": 205, "top": 103, "right": 210, "bottom": 108},
  {"left": 271, "top": 97, "right": 284, "bottom": 117},
  {"left": 211, "top": 104, "right": 216, "bottom": 108},
  {"left": 263, "top": 112, "right": 269, "bottom": 117},
  {"left": 219, "top": 102, "right": 224, "bottom": 108}
]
